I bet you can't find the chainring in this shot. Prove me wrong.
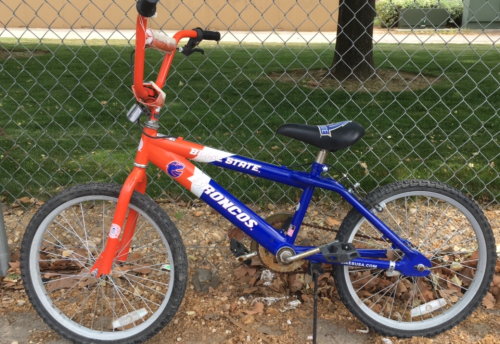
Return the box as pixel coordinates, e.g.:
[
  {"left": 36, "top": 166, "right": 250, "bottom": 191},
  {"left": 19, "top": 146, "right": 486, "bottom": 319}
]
[{"left": 250, "top": 213, "right": 305, "bottom": 273}]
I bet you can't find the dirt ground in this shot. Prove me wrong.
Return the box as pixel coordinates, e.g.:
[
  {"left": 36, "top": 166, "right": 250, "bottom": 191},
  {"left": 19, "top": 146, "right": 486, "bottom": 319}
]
[
  {"left": 1, "top": 198, "right": 500, "bottom": 344},
  {"left": 0, "top": 49, "right": 49, "bottom": 60},
  {"left": 269, "top": 68, "right": 442, "bottom": 93}
]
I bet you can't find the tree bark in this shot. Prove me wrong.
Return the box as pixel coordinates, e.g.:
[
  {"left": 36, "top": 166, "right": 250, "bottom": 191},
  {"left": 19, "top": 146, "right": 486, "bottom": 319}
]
[{"left": 330, "top": 0, "right": 376, "bottom": 81}]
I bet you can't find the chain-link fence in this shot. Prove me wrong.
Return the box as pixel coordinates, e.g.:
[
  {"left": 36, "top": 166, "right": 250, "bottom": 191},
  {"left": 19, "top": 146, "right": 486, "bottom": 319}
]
[{"left": 1, "top": 0, "right": 499, "bottom": 268}]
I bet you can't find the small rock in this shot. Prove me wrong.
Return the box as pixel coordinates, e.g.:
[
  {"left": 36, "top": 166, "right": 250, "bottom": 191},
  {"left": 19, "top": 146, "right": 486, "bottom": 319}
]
[
  {"left": 195, "top": 269, "right": 211, "bottom": 283},
  {"left": 194, "top": 211, "right": 204, "bottom": 217},
  {"left": 176, "top": 338, "right": 181, "bottom": 342},
  {"left": 287, "top": 319, "right": 292, "bottom": 325},
  {"left": 191, "top": 269, "right": 220, "bottom": 293},
  {"left": 186, "top": 311, "right": 196, "bottom": 316},
  {"left": 11, "top": 342, "right": 19, "bottom": 344},
  {"left": 174, "top": 319, "right": 179, "bottom": 325},
  {"left": 17, "top": 300, "right": 25, "bottom": 307},
  {"left": 221, "top": 304, "right": 231, "bottom": 312},
  {"left": 212, "top": 329, "right": 216, "bottom": 333},
  {"left": 204, "top": 313, "right": 219, "bottom": 321}
]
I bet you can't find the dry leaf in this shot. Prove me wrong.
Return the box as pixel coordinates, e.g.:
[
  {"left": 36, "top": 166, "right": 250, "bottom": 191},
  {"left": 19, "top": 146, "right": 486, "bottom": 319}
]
[
  {"left": 493, "top": 274, "right": 500, "bottom": 287},
  {"left": 386, "top": 250, "right": 399, "bottom": 261},
  {"left": 231, "top": 302, "right": 238, "bottom": 312},
  {"left": 242, "top": 287, "right": 258, "bottom": 295},
  {"left": 359, "top": 161, "right": 369, "bottom": 175},
  {"left": 482, "top": 292, "right": 495, "bottom": 309},
  {"left": 464, "top": 251, "right": 479, "bottom": 268},
  {"left": 8, "top": 261, "right": 20, "bottom": 270},
  {"left": 16, "top": 196, "right": 31, "bottom": 204},
  {"left": 325, "top": 217, "right": 341, "bottom": 227},
  {"left": 132, "top": 264, "right": 152, "bottom": 275},
  {"left": 306, "top": 80, "right": 322, "bottom": 87},
  {"left": 244, "top": 302, "right": 264, "bottom": 315},
  {"left": 227, "top": 227, "right": 246, "bottom": 241},
  {"left": 78, "top": 277, "right": 98, "bottom": 288},
  {"left": 46, "top": 278, "right": 80, "bottom": 292},
  {"left": 289, "top": 277, "right": 303, "bottom": 293},
  {"left": 128, "top": 251, "right": 142, "bottom": 262},
  {"left": 112, "top": 265, "right": 132, "bottom": 278},
  {"left": 234, "top": 266, "right": 248, "bottom": 279}
]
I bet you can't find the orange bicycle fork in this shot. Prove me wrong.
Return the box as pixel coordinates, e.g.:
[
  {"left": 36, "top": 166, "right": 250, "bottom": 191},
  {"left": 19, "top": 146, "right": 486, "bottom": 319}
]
[{"left": 89, "top": 133, "right": 151, "bottom": 277}]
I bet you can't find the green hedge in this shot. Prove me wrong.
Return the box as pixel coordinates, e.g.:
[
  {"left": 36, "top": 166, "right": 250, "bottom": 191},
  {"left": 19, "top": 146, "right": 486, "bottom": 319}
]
[{"left": 376, "top": 0, "right": 463, "bottom": 28}]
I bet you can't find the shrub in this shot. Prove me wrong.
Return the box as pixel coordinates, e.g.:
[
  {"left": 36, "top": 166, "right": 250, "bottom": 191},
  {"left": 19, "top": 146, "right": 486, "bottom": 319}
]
[{"left": 376, "top": 0, "right": 464, "bottom": 28}]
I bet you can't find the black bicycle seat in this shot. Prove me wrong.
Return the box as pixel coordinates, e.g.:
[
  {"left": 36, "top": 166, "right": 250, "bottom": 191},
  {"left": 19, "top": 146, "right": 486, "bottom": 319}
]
[{"left": 276, "top": 121, "right": 365, "bottom": 152}]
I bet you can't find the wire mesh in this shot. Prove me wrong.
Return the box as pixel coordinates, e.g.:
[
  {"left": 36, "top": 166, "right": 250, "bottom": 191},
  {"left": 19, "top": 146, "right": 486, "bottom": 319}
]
[{"left": 0, "top": 0, "right": 499, "bottom": 268}]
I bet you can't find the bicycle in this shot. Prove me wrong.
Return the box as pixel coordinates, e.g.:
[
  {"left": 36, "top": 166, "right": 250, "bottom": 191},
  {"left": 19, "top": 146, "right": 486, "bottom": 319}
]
[{"left": 20, "top": 1, "right": 496, "bottom": 343}]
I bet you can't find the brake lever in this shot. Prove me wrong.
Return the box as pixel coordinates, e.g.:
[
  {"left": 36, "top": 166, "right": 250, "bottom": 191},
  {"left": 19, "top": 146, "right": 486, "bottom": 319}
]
[{"left": 179, "top": 47, "right": 205, "bottom": 56}]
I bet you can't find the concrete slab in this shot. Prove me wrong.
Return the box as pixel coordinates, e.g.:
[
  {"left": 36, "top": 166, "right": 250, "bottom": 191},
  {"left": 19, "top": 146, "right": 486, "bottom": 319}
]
[
  {"left": 0, "top": 312, "right": 71, "bottom": 344},
  {"left": 1, "top": 27, "right": 500, "bottom": 45}
]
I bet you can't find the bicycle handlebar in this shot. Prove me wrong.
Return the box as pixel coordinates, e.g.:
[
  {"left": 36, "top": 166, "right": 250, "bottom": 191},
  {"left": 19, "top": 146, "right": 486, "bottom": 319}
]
[
  {"left": 133, "top": 2, "right": 221, "bottom": 115},
  {"left": 137, "top": 0, "right": 159, "bottom": 18},
  {"left": 201, "top": 30, "right": 221, "bottom": 42}
]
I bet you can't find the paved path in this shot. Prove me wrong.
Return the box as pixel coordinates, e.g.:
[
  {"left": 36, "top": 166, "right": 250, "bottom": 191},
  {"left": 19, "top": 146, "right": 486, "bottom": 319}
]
[
  {"left": 0, "top": 311, "right": 370, "bottom": 344},
  {"left": 0, "top": 312, "right": 71, "bottom": 344},
  {"left": 1, "top": 27, "right": 500, "bottom": 45}
]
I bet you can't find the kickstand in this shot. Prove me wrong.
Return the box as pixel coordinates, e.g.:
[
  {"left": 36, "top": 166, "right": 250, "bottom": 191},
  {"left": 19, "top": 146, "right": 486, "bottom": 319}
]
[{"left": 309, "top": 263, "right": 324, "bottom": 344}]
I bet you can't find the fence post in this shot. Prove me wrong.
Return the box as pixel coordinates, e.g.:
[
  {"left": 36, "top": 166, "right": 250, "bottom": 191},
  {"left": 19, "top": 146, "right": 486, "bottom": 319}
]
[{"left": 0, "top": 203, "right": 10, "bottom": 276}]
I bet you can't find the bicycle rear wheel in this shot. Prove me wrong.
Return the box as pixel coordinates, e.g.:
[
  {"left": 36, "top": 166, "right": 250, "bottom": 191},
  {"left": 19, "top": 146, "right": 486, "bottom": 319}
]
[
  {"left": 333, "top": 180, "right": 496, "bottom": 337},
  {"left": 21, "top": 183, "right": 188, "bottom": 344}
]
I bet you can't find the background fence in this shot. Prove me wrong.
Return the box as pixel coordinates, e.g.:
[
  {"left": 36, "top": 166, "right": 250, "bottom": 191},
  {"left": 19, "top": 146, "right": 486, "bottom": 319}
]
[{"left": 1, "top": 0, "right": 499, "bottom": 267}]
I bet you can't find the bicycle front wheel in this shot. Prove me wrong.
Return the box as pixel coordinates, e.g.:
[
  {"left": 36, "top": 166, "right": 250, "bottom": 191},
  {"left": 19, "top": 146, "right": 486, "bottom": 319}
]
[
  {"left": 333, "top": 180, "right": 496, "bottom": 337},
  {"left": 21, "top": 183, "right": 188, "bottom": 344}
]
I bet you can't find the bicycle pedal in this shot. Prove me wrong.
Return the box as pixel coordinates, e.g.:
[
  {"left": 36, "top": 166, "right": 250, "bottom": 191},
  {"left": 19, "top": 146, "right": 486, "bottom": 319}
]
[
  {"left": 229, "top": 238, "right": 252, "bottom": 266},
  {"left": 319, "top": 241, "right": 360, "bottom": 263}
]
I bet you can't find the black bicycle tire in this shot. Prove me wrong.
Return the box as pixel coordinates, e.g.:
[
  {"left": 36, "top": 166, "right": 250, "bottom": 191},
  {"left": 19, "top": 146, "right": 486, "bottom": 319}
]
[
  {"left": 333, "top": 179, "right": 496, "bottom": 337},
  {"left": 21, "top": 183, "right": 188, "bottom": 344}
]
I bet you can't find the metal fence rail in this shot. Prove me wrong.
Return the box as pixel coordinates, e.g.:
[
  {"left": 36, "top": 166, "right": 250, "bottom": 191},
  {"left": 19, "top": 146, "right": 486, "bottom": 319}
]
[{"left": 0, "top": 0, "right": 499, "bottom": 268}]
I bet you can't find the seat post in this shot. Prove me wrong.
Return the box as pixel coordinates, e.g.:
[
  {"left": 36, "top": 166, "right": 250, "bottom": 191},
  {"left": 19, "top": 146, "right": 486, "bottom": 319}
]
[{"left": 315, "top": 149, "right": 328, "bottom": 164}]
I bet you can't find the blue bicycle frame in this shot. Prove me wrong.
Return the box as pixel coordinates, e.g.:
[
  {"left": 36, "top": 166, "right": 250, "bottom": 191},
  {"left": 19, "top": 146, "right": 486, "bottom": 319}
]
[{"left": 193, "top": 149, "right": 431, "bottom": 278}]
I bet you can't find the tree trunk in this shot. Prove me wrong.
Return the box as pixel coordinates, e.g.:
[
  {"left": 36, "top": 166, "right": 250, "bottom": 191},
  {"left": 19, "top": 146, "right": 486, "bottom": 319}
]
[{"left": 331, "top": 0, "right": 376, "bottom": 81}]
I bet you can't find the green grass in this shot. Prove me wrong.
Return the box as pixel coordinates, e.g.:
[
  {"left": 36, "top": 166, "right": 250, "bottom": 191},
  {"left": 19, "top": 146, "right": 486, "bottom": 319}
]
[{"left": 1, "top": 39, "right": 499, "bottom": 204}]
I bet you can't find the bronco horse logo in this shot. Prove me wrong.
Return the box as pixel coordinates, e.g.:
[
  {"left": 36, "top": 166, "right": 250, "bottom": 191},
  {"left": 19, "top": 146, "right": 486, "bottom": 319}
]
[{"left": 167, "top": 161, "right": 185, "bottom": 178}]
